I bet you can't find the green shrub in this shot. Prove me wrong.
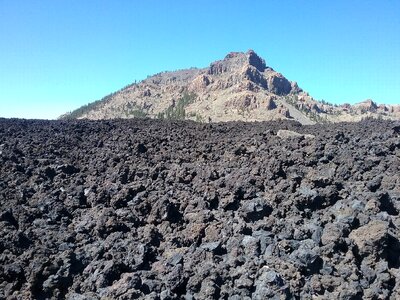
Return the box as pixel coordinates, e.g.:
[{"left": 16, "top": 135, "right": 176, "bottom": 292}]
[{"left": 164, "top": 92, "right": 197, "bottom": 120}]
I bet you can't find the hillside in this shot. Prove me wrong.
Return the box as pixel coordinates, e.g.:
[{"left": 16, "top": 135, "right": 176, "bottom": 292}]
[{"left": 61, "top": 50, "right": 400, "bottom": 124}]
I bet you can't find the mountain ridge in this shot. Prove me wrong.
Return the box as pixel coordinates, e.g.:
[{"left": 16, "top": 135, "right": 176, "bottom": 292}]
[{"left": 61, "top": 50, "right": 400, "bottom": 124}]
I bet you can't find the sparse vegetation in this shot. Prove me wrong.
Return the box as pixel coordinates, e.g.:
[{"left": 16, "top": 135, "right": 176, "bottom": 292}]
[
  {"left": 195, "top": 114, "right": 205, "bottom": 122},
  {"left": 162, "top": 92, "right": 197, "bottom": 120},
  {"left": 284, "top": 95, "right": 328, "bottom": 122},
  {"left": 157, "top": 112, "right": 165, "bottom": 120},
  {"left": 305, "top": 110, "right": 327, "bottom": 123},
  {"left": 128, "top": 109, "right": 148, "bottom": 118},
  {"left": 60, "top": 99, "right": 105, "bottom": 120},
  {"left": 59, "top": 82, "right": 141, "bottom": 120},
  {"left": 319, "top": 99, "right": 334, "bottom": 106},
  {"left": 123, "top": 102, "right": 148, "bottom": 118}
]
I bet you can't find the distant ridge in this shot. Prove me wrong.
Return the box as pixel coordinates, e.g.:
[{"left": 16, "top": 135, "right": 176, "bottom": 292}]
[{"left": 61, "top": 50, "right": 400, "bottom": 124}]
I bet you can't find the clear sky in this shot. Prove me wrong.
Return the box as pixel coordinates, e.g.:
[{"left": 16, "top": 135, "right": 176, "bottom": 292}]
[{"left": 1, "top": 0, "right": 399, "bottom": 119}]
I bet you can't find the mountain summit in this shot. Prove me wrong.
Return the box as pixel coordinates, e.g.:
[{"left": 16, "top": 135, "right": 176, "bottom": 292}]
[{"left": 62, "top": 50, "right": 400, "bottom": 123}]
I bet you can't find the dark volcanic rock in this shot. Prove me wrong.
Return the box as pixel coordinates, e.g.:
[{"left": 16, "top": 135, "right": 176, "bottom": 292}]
[{"left": 0, "top": 118, "right": 399, "bottom": 299}]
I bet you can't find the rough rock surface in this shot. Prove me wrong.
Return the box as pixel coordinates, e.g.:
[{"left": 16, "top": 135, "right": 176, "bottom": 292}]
[{"left": 1, "top": 118, "right": 400, "bottom": 299}]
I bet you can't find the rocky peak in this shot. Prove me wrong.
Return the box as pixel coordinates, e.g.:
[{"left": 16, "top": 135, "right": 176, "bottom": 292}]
[
  {"left": 205, "top": 50, "right": 294, "bottom": 95},
  {"left": 62, "top": 50, "right": 400, "bottom": 124},
  {"left": 247, "top": 49, "right": 267, "bottom": 72},
  {"left": 208, "top": 50, "right": 267, "bottom": 75},
  {"left": 354, "top": 99, "right": 378, "bottom": 112}
]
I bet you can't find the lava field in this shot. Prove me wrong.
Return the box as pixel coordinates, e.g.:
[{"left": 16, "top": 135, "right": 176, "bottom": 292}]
[{"left": 0, "top": 118, "right": 400, "bottom": 299}]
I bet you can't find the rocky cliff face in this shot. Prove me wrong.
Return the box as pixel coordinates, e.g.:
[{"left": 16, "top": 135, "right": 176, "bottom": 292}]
[{"left": 62, "top": 50, "right": 400, "bottom": 124}]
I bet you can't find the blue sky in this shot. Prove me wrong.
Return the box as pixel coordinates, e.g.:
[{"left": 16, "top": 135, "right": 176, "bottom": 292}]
[{"left": 0, "top": 0, "right": 399, "bottom": 119}]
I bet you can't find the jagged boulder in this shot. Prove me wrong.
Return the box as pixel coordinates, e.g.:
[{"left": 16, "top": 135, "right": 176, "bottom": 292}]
[
  {"left": 241, "top": 65, "right": 268, "bottom": 88},
  {"left": 189, "top": 75, "right": 212, "bottom": 93},
  {"left": 266, "top": 97, "right": 277, "bottom": 110},
  {"left": 353, "top": 99, "right": 378, "bottom": 113},
  {"left": 278, "top": 105, "right": 291, "bottom": 118},
  {"left": 247, "top": 49, "right": 267, "bottom": 71},
  {"left": 266, "top": 73, "right": 292, "bottom": 95}
]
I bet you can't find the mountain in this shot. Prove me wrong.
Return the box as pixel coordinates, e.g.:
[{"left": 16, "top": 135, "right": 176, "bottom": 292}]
[{"left": 61, "top": 50, "right": 400, "bottom": 124}]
